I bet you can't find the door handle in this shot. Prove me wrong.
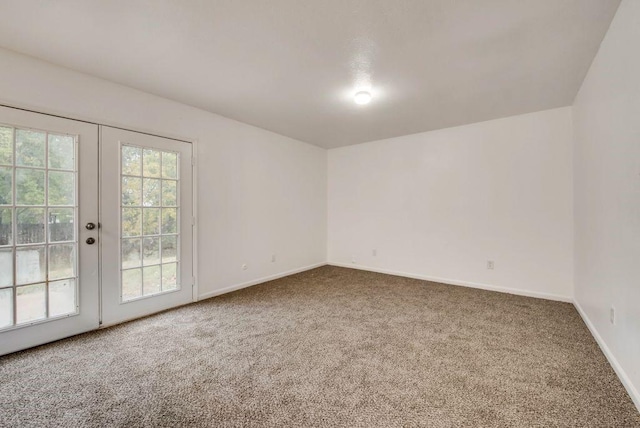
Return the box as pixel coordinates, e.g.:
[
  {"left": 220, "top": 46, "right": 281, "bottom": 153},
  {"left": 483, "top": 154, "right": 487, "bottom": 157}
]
[
  {"left": 86, "top": 222, "right": 97, "bottom": 230},
  {"left": 86, "top": 237, "right": 96, "bottom": 245}
]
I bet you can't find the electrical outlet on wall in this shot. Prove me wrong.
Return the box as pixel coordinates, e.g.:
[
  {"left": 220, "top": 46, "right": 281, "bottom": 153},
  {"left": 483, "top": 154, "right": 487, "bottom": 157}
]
[
  {"left": 610, "top": 306, "right": 615, "bottom": 325},
  {"left": 487, "top": 260, "right": 495, "bottom": 270},
  {"left": 271, "top": 254, "right": 276, "bottom": 263},
  {"left": 241, "top": 263, "right": 248, "bottom": 270}
]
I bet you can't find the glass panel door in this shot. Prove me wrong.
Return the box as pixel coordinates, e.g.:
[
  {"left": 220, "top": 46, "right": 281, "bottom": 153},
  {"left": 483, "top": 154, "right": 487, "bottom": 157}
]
[
  {"left": 0, "top": 106, "right": 99, "bottom": 356},
  {"left": 100, "top": 126, "right": 193, "bottom": 326}
]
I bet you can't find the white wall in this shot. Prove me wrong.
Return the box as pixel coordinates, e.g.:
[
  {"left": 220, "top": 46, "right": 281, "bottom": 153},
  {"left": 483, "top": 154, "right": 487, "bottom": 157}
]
[
  {"left": 572, "top": 0, "right": 640, "bottom": 409},
  {"left": 328, "top": 107, "right": 574, "bottom": 301},
  {"left": 0, "top": 47, "right": 327, "bottom": 298}
]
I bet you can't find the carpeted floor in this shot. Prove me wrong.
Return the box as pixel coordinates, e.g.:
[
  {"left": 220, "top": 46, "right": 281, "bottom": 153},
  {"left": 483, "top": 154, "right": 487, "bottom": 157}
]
[{"left": 1, "top": 266, "right": 638, "bottom": 427}]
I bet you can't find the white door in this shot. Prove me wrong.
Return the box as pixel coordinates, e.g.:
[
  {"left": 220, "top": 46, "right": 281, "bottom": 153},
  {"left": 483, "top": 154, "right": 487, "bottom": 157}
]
[
  {"left": 0, "top": 106, "right": 100, "bottom": 355},
  {"left": 100, "top": 126, "right": 194, "bottom": 326}
]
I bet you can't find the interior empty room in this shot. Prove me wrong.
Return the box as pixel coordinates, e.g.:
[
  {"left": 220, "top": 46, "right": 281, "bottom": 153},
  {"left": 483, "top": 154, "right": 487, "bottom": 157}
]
[{"left": 0, "top": 0, "right": 638, "bottom": 426}]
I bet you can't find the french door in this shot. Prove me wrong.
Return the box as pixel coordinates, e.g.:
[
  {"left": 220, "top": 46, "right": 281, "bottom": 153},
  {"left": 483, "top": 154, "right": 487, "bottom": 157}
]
[
  {"left": 0, "top": 106, "right": 99, "bottom": 355},
  {"left": 99, "top": 126, "right": 194, "bottom": 327},
  {"left": 0, "top": 107, "right": 194, "bottom": 355}
]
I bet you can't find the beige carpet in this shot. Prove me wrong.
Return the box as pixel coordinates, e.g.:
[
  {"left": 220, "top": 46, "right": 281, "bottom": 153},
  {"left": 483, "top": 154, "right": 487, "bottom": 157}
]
[{"left": 1, "top": 266, "right": 638, "bottom": 427}]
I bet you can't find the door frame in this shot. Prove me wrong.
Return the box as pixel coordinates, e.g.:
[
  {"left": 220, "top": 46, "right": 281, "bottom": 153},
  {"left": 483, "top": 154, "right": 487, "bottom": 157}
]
[{"left": 0, "top": 101, "right": 200, "bottom": 330}]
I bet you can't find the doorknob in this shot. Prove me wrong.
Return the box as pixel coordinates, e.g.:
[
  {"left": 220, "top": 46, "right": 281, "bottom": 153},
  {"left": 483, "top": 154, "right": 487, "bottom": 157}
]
[
  {"left": 86, "top": 237, "right": 96, "bottom": 245},
  {"left": 86, "top": 222, "right": 96, "bottom": 230}
]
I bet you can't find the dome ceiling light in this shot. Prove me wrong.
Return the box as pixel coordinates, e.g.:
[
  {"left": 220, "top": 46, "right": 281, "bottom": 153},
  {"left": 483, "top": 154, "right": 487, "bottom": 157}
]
[{"left": 354, "top": 91, "right": 372, "bottom": 105}]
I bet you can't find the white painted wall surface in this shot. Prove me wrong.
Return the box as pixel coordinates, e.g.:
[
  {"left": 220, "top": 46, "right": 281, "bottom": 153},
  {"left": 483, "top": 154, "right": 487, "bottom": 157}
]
[
  {"left": 328, "top": 107, "right": 573, "bottom": 301},
  {"left": 572, "top": 0, "right": 640, "bottom": 409},
  {"left": 0, "top": 47, "right": 327, "bottom": 298}
]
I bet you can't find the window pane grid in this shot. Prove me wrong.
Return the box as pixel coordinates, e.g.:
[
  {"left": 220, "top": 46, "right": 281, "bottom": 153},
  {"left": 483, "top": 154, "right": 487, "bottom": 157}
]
[
  {"left": 1, "top": 276, "right": 75, "bottom": 287},
  {"left": 120, "top": 144, "right": 180, "bottom": 302},
  {"left": 118, "top": 205, "right": 180, "bottom": 209},
  {"left": 0, "top": 125, "right": 79, "bottom": 330},
  {"left": 121, "top": 260, "right": 181, "bottom": 271},
  {"left": 116, "top": 232, "right": 178, "bottom": 239}
]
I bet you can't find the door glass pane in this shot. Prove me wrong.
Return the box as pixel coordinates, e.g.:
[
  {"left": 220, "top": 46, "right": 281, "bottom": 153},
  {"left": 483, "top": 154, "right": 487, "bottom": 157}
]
[
  {"left": 161, "top": 236, "right": 177, "bottom": 263},
  {"left": 0, "top": 126, "right": 13, "bottom": 166},
  {"left": 122, "top": 208, "right": 141, "bottom": 237},
  {"left": 49, "top": 279, "right": 76, "bottom": 317},
  {"left": 122, "top": 238, "right": 141, "bottom": 269},
  {"left": 0, "top": 249, "right": 12, "bottom": 287},
  {"left": 122, "top": 268, "right": 142, "bottom": 300},
  {"left": 162, "top": 180, "right": 177, "bottom": 207},
  {"left": 0, "top": 208, "right": 12, "bottom": 246},
  {"left": 0, "top": 288, "right": 12, "bottom": 328},
  {"left": 0, "top": 125, "right": 79, "bottom": 330},
  {"left": 122, "top": 146, "right": 142, "bottom": 176},
  {"left": 162, "top": 263, "right": 177, "bottom": 291},
  {"left": 122, "top": 176, "right": 141, "bottom": 206},
  {"left": 121, "top": 145, "right": 180, "bottom": 301},
  {"left": 48, "top": 208, "right": 74, "bottom": 242},
  {"left": 161, "top": 152, "right": 177, "bottom": 179},
  {"left": 143, "top": 178, "right": 161, "bottom": 207},
  {"left": 161, "top": 208, "right": 177, "bottom": 234},
  {"left": 0, "top": 166, "right": 12, "bottom": 205},
  {"left": 142, "top": 208, "right": 160, "bottom": 235},
  {"left": 48, "top": 135, "right": 74, "bottom": 170},
  {"left": 142, "top": 237, "right": 160, "bottom": 266},
  {"left": 16, "top": 129, "right": 45, "bottom": 167},
  {"left": 143, "top": 265, "right": 161, "bottom": 295},
  {"left": 16, "top": 283, "right": 46, "bottom": 324},
  {"left": 16, "top": 208, "right": 45, "bottom": 244},
  {"left": 16, "top": 246, "right": 46, "bottom": 285},
  {"left": 49, "top": 244, "right": 75, "bottom": 281},
  {"left": 16, "top": 168, "right": 45, "bottom": 205},
  {"left": 48, "top": 171, "right": 75, "bottom": 206},
  {"left": 142, "top": 149, "right": 161, "bottom": 178}
]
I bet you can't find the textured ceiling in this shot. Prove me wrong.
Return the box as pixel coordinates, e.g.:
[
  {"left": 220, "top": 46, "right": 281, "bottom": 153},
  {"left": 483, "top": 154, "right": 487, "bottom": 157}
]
[{"left": 0, "top": 0, "right": 620, "bottom": 148}]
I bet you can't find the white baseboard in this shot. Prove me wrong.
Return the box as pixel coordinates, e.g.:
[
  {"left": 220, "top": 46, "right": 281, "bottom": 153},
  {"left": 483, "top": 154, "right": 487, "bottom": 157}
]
[
  {"left": 327, "top": 262, "right": 573, "bottom": 303},
  {"left": 574, "top": 301, "right": 640, "bottom": 412},
  {"left": 197, "top": 262, "right": 327, "bottom": 301}
]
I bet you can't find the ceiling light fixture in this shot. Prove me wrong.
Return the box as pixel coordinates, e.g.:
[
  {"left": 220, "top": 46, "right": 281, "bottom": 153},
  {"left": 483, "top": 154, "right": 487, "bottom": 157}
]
[{"left": 354, "top": 91, "right": 372, "bottom": 105}]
